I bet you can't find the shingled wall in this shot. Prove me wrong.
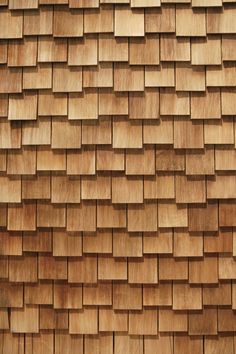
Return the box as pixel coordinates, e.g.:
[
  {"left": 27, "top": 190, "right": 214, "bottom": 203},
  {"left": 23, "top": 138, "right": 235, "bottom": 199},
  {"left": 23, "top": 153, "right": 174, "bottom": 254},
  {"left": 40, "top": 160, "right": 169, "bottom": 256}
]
[{"left": 1, "top": 0, "right": 236, "bottom": 353}]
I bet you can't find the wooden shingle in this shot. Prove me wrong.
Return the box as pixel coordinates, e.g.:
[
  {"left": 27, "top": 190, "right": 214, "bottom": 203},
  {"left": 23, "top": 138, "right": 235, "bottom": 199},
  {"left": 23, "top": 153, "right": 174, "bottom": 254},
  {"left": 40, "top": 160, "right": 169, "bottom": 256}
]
[
  {"left": 174, "top": 230, "right": 203, "bottom": 257},
  {"left": 173, "top": 283, "right": 202, "bottom": 310},
  {"left": 23, "top": 64, "right": 52, "bottom": 90},
  {"left": 144, "top": 173, "right": 175, "bottom": 199},
  {"left": 113, "top": 231, "right": 142, "bottom": 257},
  {"left": 24, "top": 7, "right": 52, "bottom": 35},
  {"left": 97, "top": 147, "right": 124, "bottom": 171},
  {"left": 144, "top": 336, "right": 173, "bottom": 354},
  {"left": 84, "top": 5, "right": 113, "bottom": 33},
  {"left": 37, "top": 147, "right": 66, "bottom": 171},
  {"left": 112, "top": 176, "right": 143, "bottom": 204},
  {"left": 68, "top": 255, "right": 97, "bottom": 283},
  {"left": 174, "top": 118, "right": 204, "bottom": 149},
  {"left": 82, "top": 117, "right": 111, "bottom": 145},
  {"left": 159, "top": 309, "right": 188, "bottom": 332},
  {"left": 175, "top": 175, "right": 206, "bottom": 203},
  {"left": 53, "top": 6, "right": 83, "bottom": 37},
  {"left": 0, "top": 9, "right": 23, "bottom": 39},
  {"left": 0, "top": 66, "right": 22, "bottom": 93},
  {"left": 186, "top": 147, "right": 215, "bottom": 175},
  {"left": 38, "top": 91, "right": 67, "bottom": 116},
  {"left": 219, "top": 201, "right": 236, "bottom": 227},
  {"left": 222, "top": 35, "right": 236, "bottom": 60},
  {"left": 97, "top": 202, "right": 126, "bottom": 228},
  {"left": 0, "top": 176, "right": 21, "bottom": 203},
  {"left": 83, "top": 64, "right": 113, "bottom": 88},
  {"left": 23, "top": 231, "right": 52, "bottom": 253},
  {"left": 207, "top": 63, "right": 236, "bottom": 87},
  {"left": 37, "top": 202, "right": 66, "bottom": 228},
  {"left": 83, "top": 230, "right": 112, "bottom": 254},
  {"left": 39, "top": 255, "right": 67, "bottom": 280},
  {"left": 99, "top": 34, "right": 128, "bottom": 62},
  {"left": 207, "top": 6, "right": 236, "bottom": 33},
  {"left": 9, "top": 93, "right": 37, "bottom": 120},
  {"left": 67, "top": 202, "right": 96, "bottom": 232},
  {"left": 131, "top": 0, "right": 160, "bottom": 6},
  {"left": 193, "top": 0, "right": 222, "bottom": 5},
  {"left": 158, "top": 202, "right": 188, "bottom": 228},
  {"left": 52, "top": 175, "right": 81, "bottom": 203},
  {"left": 191, "top": 35, "right": 221, "bottom": 65},
  {"left": 129, "top": 310, "right": 158, "bottom": 335},
  {"left": 204, "top": 118, "right": 234, "bottom": 144},
  {"left": 191, "top": 89, "right": 221, "bottom": 119},
  {"left": 189, "top": 256, "right": 218, "bottom": 283},
  {"left": 22, "top": 117, "right": 51, "bottom": 146},
  {"left": 176, "top": 63, "right": 205, "bottom": 91},
  {"left": 0, "top": 39, "right": 7, "bottom": 64},
  {"left": 67, "top": 147, "right": 95, "bottom": 175},
  {"left": 160, "top": 89, "right": 189, "bottom": 115},
  {"left": 222, "top": 89, "right": 236, "bottom": 114},
  {"left": 70, "top": 309, "right": 98, "bottom": 334},
  {"left": 160, "top": 34, "right": 190, "bottom": 62},
  {"left": 115, "top": 6, "right": 144, "bottom": 37},
  {"left": 189, "top": 309, "right": 217, "bottom": 335},
  {"left": 38, "top": 37, "right": 67, "bottom": 62},
  {"left": 145, "top": 5, "right": 175, "bottom": 33},
  {"left": 126, "top": 146, "right": 155, "bottom": 175},
  {"left": 8, "top": 203, "right": 36, "bottom": 231},
  {"left": 8, "top": 38, "right": 37, "bottom": 67},
  {"left": 145, "top": 63, "right": 175, "bottom": 88},
  {"left": 53, "top": 231, "right": 82, "bottom": 257},
  {"left": 114, "top": 63, "right": 144, "bottom": 92},
  {"left": 143, "top": 230, "right": 173, "bottom": 254},
  {"left": 189, "top": 202, "right": 218, "bottom": 231},
  {"left": 143, "top": 283, "right": 172, "bottom": 306},
  {"left": 83, "top": 283, "right": 112, "bottom": 305},
  {"left": 99, "top": 309, "right": 128, "bottom": 332},
  {"left": 98, "top": 256, "right": 127, "bottom": 280},
  {"left": 11, "top": 306, "right": 39, "bottom": 333},
  {"left": 0, "top": 119, "right": 21, "bottom": 149},
  {"left": 128, "top": 256, "right": 158, "bottom": 283},
  {"left": 81, "top": 175, "right": 111, "bottom": 200},
  {"left": 69, "top": 90, "right": 98, "bottom": 119},
  {"left": 68, "top": 35, "right": 97, "bottom": 65},
  {"left": 129, "top": 34, "right": 159, "bottom": 65},
  {"left": 129, "top": 89, "right": 159, "bottom": 119},
  {"left": 113, "top": 117, "right": 142, "bottom": 149},
  {"left": 52, "top": 117, "right": 81, "bottom": 149},
  {"left": 53, "top": 64, "right": 82, "bottom": 92},
  {"left": 9, "top": 0, "right": 39, "bottom": 9},
  {"left": 143, "top": 119, "right": 173, "bottom": 144},
  {"left": 176, "top": 6, "right": 206, "bottom": 36},
  {"left": 7, "top": 147, "right": 36, "bottom": 175},
  {"left": 99, "top": 90, "right": 128, "bottom": 115},
  {"left": 128, "top": 202, "right": 158, "bottom": 232},
  {"left": 69, "top": 0, "right": 99, "bottom": 8}
]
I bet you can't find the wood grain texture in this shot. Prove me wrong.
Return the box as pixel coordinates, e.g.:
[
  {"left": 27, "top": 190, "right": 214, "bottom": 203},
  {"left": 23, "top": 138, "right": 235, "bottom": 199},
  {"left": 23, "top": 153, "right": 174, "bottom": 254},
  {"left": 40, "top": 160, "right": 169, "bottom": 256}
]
[{"left": 0, "top": 1, "right": 236, "bottom": 350}]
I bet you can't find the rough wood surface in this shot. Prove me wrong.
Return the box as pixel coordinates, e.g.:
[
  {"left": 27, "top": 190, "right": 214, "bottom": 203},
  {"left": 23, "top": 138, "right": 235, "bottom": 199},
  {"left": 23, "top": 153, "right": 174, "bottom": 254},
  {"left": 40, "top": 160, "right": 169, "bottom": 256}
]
[{"left": 0, "top": 1, "right": 236, "bottom": 353}]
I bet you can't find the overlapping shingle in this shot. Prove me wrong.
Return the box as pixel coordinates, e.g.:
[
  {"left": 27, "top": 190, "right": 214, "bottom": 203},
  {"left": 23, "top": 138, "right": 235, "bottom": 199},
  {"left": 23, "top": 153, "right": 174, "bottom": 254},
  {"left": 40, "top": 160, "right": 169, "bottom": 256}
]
[{"left": 0, "top": 1, "right": 236, "bottom": 353}]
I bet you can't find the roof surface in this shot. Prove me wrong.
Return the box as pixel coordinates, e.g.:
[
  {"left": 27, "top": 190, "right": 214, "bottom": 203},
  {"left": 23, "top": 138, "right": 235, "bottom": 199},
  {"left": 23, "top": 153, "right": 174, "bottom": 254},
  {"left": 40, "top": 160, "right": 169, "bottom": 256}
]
[{"left": 0, "top": 0, "right": 236, "bottom": 353}]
